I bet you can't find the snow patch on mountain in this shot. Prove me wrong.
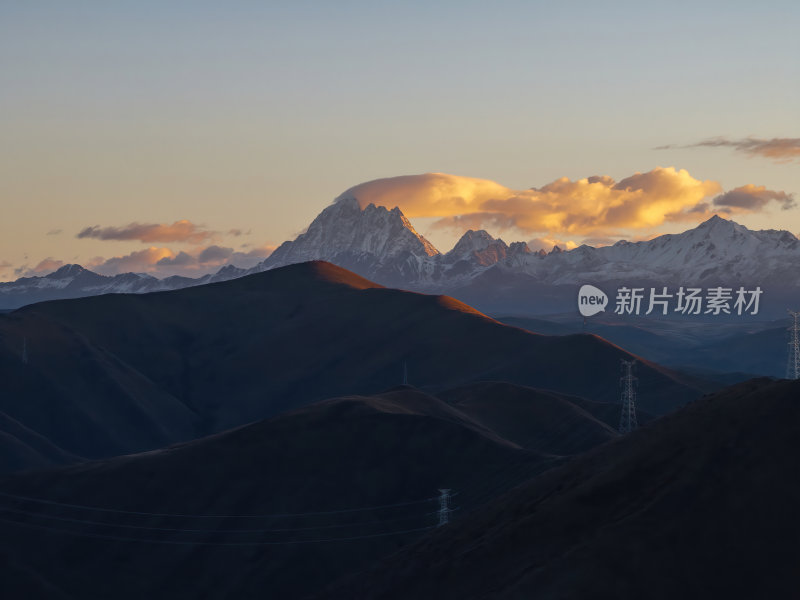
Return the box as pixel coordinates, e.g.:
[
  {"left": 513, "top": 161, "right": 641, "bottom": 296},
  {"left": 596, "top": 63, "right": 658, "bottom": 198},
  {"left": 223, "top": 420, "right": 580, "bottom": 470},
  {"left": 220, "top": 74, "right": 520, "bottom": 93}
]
[
  {"left": 251, "top": 202, "right": 800, "bottom": 292},
  {"left": 262, "top": 197, "right": 438, "bottom": 267},
  {"left": 511, "top": 214, "right": 800, "bottom": 285}
]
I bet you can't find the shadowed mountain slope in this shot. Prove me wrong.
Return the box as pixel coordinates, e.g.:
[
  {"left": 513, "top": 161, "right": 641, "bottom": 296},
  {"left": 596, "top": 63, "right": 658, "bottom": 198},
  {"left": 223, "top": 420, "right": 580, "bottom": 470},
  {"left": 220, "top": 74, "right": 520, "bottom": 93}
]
[
  {"left": 501, "top": 314, "right": 787, "bottom": 381},
  {"left": 324, "top": 377, "right": 800, "bottom": 600},
  {"left": 0, "top": 315, "right": 202, "bottom": 462},
  {"left": 0, "top": 261, "right": 710, "bottom": 467},
  {"left": 437, "top": 381, "right": 618, "bottom": 454},
  {"left": 0, "top": 388, "right": 556, "bottom": 600},
  {"left": 0, "top": 412, "right": 79, "bottom": 473}
]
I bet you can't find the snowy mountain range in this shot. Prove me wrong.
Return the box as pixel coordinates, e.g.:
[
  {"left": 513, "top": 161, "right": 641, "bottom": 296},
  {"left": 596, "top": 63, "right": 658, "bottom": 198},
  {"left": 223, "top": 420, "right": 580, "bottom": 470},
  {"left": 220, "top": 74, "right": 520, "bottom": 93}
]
[
  {"left": 2, "top": 193, "right": 799, "bottom": 315},
  {"left": 0, "top": 263, "right": 247, "bottom": 310},
  {"left": 257, "top": 194, "right": 800, "bottom": 289}
]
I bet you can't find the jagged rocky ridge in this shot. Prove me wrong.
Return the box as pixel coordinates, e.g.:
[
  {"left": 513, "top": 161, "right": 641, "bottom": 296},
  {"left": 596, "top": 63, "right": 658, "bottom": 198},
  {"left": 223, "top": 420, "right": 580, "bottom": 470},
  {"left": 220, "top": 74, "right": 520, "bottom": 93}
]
[{"left": 255, "top": 195, "right": 800, "bottom": 290}]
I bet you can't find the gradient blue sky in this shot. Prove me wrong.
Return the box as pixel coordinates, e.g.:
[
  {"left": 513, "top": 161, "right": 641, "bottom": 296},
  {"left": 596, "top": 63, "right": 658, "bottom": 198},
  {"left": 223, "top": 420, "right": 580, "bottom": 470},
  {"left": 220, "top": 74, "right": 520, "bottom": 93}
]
[{"left": 1, "top": 1, "right": 798, "bottom": 279}]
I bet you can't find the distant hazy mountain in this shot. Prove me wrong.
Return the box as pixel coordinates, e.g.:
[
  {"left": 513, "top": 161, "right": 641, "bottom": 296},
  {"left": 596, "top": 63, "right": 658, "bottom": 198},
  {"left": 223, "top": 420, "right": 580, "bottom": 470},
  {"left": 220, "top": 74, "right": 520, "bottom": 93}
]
[
  {"left": 0, "top": 263, "right": 247, "bottom": 310},
  {"left": 499, "top": 314, "right": 788, "bottom": 379}
]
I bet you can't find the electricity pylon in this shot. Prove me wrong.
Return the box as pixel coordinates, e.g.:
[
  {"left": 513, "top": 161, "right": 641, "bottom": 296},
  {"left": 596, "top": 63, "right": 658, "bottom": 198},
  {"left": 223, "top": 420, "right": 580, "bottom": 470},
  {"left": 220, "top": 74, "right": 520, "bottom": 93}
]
[
  {"left": 437, "top": 489, "right": 452, "bottom": 527},
  {"left": 619, "top": 359, "right": 638, "bottom": 434},
  {"left": 787, "top": 311, "right": 800, "bottom": 379}
]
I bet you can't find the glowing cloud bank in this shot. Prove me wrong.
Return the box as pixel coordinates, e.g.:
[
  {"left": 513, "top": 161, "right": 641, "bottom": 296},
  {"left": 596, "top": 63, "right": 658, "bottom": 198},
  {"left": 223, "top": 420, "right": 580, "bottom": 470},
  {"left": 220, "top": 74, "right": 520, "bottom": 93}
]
[
  {"left": 85, "top": 244, "right": 275, "bottom": 277},
  {"left": 339, "top": 169, "right": 792, "bottom": 238}
]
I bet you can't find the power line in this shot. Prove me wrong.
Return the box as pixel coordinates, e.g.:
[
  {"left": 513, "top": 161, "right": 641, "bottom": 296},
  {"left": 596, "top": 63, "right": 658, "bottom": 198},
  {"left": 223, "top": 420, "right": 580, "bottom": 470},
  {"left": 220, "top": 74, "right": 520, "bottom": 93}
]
[
  {"left": 0, "top": 490, "right": 436, "bottom": 520},
  {"left": 0, "top": 515, "right": 435, "bottom": 547},
  {"left": 0, "top": 505, "right": 427, "bottom": 535}
]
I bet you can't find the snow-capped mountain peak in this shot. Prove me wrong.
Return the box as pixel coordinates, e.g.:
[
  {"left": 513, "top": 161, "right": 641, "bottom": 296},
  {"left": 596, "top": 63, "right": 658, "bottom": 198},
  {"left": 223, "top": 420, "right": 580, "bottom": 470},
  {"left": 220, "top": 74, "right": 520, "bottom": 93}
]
[
  {"left": 256, "top": 196, "right": 440, "bottom": 282},
  {"left": 444, "top": 230, "right": 523, "bottom": 268},
  {"left": 447, "top": 229, "right": 502, "bottom": 257},
  {"left": 293, "top": 196, "right": 436, "bottom": 258},
  {"left": 449, "top": 230, "right": 498, "bottom": 254},
  {"left": 253, "top": 199, "right": 800, "bottom": 293},
  {"left": 48, "top": 264, "right": 88, "bottom": 279},
  {"left": 510, "top": 214, "right": 800, "bottom": 287}
]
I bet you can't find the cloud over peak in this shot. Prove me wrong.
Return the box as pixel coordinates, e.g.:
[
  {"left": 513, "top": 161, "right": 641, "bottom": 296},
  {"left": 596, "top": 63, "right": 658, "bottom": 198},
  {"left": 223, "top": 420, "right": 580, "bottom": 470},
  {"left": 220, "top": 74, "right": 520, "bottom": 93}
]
[
  {"left": 13, "top": 258, "right": 66, "bottom": 278},
  {"left": 339, "top": 173, "right": 513, "bottom": 218},
  {"left": 339, "top": 169, "right": 793, "bottom": 239},
  {"left": 341, "top": 169, "right": 766, "bottom": 237}
]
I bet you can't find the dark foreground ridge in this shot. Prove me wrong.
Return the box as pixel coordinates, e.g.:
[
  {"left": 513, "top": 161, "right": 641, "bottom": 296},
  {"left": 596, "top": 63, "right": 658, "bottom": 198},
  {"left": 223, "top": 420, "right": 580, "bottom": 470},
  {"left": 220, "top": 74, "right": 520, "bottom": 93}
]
[
  {"left": 0, "top": 261, "right": 709, "bottom": 472},
  {"left": 322, "top": 377, "right": 800, "bottom": 600},
  {"left": 0, "top": 385, "right": 603, "bottom": 599}
]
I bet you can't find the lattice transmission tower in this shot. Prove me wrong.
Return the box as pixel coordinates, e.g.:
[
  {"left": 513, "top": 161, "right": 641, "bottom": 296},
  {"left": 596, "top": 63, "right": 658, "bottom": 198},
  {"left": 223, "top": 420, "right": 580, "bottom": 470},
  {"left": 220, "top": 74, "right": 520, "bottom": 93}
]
[
  {"left": 619, "top": 359, "right": 638, "bottom": 434},
  {"left": 787, "top": 311, "right": 800, "bottom": 379},
  {"left": 437, "top": 489, "right": 452, "bottom": 527}
]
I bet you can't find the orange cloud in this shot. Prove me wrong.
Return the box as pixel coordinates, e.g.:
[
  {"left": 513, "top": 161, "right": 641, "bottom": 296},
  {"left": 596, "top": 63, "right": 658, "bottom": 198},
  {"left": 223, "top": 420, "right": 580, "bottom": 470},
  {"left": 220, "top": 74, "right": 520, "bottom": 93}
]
[
  {"left": 89, "top": 247, "right": 175, "bottom": 275},
  {"left": 342, "top": 173, "right": 513, "bottom": 218},
  {"left": 77, "top": 220, "right": 215, "bottom": 244},
  {"left": 3, "top": 243, "right": 276, "bottom": 282},
  {"left": 87, "top": 243, "right": 275, "bottom": 277},
  {"left": 16, "top": 258, "right": 66, "bottom": 277},
  {"left": 527, "top": 237, "right": 579, "bottom": 252},
  {"left": 341, "top": 169, "right": 735, "bottom": 237},
  {"left": 487, "top": 168, "right": 722, "bottom": 234}
]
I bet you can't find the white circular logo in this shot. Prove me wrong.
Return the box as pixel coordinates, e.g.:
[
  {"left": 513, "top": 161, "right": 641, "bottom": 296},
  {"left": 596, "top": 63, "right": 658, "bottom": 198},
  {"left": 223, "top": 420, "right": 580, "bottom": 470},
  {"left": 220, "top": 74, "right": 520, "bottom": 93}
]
[{"left": 578, "top": 284, "right": 608, "bottom": 317}]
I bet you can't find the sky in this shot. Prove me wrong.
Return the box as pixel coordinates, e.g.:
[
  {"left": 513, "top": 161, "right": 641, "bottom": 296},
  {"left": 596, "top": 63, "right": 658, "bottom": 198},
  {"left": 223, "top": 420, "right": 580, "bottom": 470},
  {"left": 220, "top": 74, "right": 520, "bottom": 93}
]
[{"left": 1, "top": 1, "right": 798, "bottom": 280}]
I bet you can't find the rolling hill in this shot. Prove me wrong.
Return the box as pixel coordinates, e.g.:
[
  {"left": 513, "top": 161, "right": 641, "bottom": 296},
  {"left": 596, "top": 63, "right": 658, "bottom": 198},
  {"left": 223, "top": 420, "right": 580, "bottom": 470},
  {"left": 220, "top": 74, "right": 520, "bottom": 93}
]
[
  {"left": 0, "top": 261, "right": 710, "bottom": 469},
  {"left": 0, "top": 387, "right": 565, "bottom": 599},
  {"left": 323, "top": 377, "right": 800, "bottom": 600},
  {"left": 437, "top": 381, "right": 619, "bottom": 455}
]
